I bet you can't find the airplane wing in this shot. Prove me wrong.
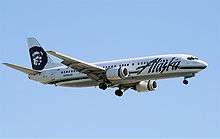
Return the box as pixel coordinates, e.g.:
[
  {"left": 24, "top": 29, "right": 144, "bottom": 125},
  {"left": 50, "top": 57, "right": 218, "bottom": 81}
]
[
  {"left": 47, "top": 51, "right": 106, "bottom": 81},
  {"left": 2, "top": 63, "right": 40, "bottom": 75}
]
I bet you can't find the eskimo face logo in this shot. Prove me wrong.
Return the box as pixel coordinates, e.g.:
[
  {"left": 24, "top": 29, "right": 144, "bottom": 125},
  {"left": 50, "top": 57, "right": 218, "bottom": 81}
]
[
  {"left": 29, "top": 46, "right": 48, "bottom": 70},
  {"left": 32, "top": 51, "right": 43, "bottom": 66}
]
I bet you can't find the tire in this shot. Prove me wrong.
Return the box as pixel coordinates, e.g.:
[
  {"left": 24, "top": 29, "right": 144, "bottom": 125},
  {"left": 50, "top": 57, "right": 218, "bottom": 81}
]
[
  {"left": 99, "top": 83, "right": 107, "bottom": 90},
  {"left": 115, "top": 89, "right": 123, "bottom": 97},
  {"left": 183, "top": 80, "right": 188, "bottom": 85}
]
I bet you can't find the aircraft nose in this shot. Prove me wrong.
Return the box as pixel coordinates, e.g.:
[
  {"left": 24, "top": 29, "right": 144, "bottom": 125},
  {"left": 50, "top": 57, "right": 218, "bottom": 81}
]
[{"left": 199, "top": 60, "right": 208, "bottom": 69}]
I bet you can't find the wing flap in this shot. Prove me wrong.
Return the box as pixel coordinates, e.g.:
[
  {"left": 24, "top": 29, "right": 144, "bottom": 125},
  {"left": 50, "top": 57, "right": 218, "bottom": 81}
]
[{"left": 3, "top": 63, "right": 40, "bottom": 75}]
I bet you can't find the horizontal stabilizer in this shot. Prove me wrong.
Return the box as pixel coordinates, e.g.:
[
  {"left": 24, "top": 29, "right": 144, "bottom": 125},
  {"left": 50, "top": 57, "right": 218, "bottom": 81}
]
[{"left": 3, "top": 63, "right": 40, "bottom": 75}]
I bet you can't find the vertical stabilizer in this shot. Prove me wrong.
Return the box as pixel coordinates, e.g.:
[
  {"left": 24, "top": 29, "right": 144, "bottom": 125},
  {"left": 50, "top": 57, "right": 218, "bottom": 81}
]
[{"left": 27, "top": 37, "right": 60, "bottom": 70}]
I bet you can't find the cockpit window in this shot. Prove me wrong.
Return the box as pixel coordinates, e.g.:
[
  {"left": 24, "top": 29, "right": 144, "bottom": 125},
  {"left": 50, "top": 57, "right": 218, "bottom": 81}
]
[{"left": 187, "top": 56, "right": 198, "bottom": 60}]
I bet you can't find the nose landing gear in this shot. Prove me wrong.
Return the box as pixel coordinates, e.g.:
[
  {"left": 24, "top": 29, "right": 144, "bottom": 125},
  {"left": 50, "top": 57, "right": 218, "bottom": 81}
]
[
  {"left": 182, "top": 74, "right": 195, "bottom": 85},
  {"left": 183, "top": 79, "right": 189, "bottom": 85}
]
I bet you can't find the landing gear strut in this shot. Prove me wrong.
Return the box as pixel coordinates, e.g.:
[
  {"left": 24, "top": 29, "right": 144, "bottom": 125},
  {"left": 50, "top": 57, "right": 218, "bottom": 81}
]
[
  {"left": 183, "top": 76, "right": 190, "bottom": 85},
  {"left": 99, "top": 83, "right": 107, "bottom": 90},
  {"left": 183, "top": 74, "right": 195, "bottom": 85},
  {"left": 115, "top": 89, "right": 123, "bottom": 97}
]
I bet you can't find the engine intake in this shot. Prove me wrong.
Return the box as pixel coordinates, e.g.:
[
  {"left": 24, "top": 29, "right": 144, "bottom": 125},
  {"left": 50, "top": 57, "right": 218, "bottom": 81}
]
[
  {"left": 106, "top": 67, "right": 129, "bottom": 81},
  {"left": 135, "top": 80, "right": 157, "bottom": 92}
]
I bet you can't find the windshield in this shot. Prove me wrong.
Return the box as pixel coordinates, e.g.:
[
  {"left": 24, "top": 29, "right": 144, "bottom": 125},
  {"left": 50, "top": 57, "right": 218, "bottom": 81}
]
[{"left": 187, "top": 56, "right": 199, "bottom": 60}]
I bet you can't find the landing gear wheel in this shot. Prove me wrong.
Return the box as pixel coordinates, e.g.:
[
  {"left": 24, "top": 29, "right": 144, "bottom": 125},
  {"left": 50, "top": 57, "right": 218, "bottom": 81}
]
[
  {"left": 99, "top": 83, "right": 107, "bottom": 90},
  {"left": 115, "top": 89, "right": 123, "bottom": 97},
  {"left": 183, "top": 79, "right": 189, "bottom": 85}
]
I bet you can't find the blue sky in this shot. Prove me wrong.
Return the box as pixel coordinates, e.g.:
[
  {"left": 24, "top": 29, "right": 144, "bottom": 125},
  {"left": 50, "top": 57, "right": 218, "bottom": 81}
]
[{"left": 0, "top": 0, "right": 219, "bottom": 138}]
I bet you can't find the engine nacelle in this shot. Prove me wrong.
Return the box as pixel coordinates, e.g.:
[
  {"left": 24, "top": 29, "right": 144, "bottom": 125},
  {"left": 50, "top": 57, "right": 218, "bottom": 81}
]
[
  {"left": 106, "top": 67, "right": 129, "bottom": 81},
  {"left": 135, "top": 80, "right": 157, "bottom": 92}
]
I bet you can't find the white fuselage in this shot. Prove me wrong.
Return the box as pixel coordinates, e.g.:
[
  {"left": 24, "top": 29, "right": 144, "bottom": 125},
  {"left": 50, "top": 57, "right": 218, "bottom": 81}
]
[{"left": 29, "top": 54, "right": 207, "bottom": 87}]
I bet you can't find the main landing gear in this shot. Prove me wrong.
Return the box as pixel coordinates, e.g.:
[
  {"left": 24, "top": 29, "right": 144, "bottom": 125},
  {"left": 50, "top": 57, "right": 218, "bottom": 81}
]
[
  {"left": 99, "top": 83, "right": 124, "bottom": 97},
  {"left": 99, "top": 83, "right": 107, "bottom": 90},
  {"left": 115, "top": 85, "right": 124, "bottom": 97},
  {"left": 115, "top": 89, "right": 123, "bottom": 97}
]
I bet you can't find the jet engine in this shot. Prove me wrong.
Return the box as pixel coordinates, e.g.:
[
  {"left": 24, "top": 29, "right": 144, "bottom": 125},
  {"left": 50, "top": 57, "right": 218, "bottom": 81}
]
[
  {"left": 135, "top": 80, "right": 157, "bottom": 92},
  {"left": 106, "top": 67, "right": 129, "bottom": 81}
]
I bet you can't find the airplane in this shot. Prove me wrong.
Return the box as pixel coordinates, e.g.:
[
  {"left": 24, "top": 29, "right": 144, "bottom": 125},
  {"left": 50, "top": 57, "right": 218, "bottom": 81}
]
[{"left": 3, "top": 38, "right": 208, "bottom": 97}]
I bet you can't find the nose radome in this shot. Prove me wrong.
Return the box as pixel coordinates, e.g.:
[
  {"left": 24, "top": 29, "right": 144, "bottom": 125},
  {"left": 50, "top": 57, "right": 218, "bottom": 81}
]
[{"left": 199, "top": 60, "right": 208, "bottom": 69}]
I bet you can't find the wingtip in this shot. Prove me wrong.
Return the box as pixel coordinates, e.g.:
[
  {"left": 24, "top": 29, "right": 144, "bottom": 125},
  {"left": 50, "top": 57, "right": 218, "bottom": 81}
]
[
  {"left": 2, "top": 63, "right": 9, "bottom": 65},
  {"left": 2, "top": 63, "right": 13, "bottom": 68},
  {"left": 46, "top": 50, "right": 55, "bottom": 54}
]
